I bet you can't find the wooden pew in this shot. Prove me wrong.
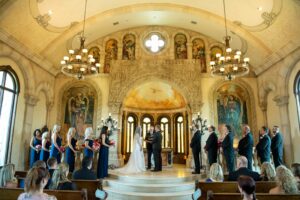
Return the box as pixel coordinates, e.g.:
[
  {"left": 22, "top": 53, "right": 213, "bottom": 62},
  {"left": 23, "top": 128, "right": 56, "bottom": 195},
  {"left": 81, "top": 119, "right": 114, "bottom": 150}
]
[
  {"left": 207, "top": 191, "right": 300, "bottom": 200},
  {"left": 0, "top": 187, "right": 87, "bottom": 200},
  {"left": 195, "top": 181, "right": 277, "bottom": 200},
  {"left": 72, "top": 179, "right": 107, "bottom": 200},
  {"left": 15, "top": 171, "right": 27, "bottom": 178}
]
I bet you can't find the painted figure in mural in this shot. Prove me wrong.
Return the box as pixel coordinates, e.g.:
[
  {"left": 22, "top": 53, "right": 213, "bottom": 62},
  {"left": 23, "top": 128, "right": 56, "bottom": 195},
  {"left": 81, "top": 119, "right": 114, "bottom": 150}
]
[
  {"left": 123, "top": 34, "right": 135, "bottom": 60},
  {"left": 228, "top": 95, "right": 242, "bottom": 134},
  {"left": 88, "top": 47, "right": 100, "bottom": 63},
  {"left": 104, "top": 39, "right": 118, "bottom": 73},
  {"left": 192, "top": 39, "right": 206, "bottom": 72},
  {"left": 174, "top": 34, "right": 187, "bottom": 59}
]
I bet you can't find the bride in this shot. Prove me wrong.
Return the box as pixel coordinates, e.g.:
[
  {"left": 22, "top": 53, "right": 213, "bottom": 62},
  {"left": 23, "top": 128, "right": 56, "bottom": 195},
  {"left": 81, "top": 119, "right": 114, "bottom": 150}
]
[{"left": 118, "top": 126, "right": 146, "bottom": 174}]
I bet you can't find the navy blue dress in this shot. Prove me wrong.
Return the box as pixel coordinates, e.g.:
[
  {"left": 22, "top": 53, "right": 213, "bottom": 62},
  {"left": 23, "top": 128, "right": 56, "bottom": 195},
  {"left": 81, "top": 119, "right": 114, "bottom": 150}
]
[
  {"left": 97, "top": 135, "right": 110, "bottom": 178},
  {"left": 29, "top": 137, "right": 42, "bottom": 168},
  {"left": 50, "top": 135, "right": 62, "bottom": 164},
  {"left": 66, "top": 138, "right": 77, "bottom": 172},
  {"left": 40, "top": 140, "right": 51, "bottom": 162},
  {"left": 84, "top": 139, "right": 94, "bottom": 158}
]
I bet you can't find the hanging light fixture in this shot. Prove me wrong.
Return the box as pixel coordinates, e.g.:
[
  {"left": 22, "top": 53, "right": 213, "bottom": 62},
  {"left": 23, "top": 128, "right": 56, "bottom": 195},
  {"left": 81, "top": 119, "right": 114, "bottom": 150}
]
[
  {"left": 209, "top": 0, "right": 250, "bottom": 81},
  {"left": 60, "top": 0, "right": 100, "bottom": 80}
]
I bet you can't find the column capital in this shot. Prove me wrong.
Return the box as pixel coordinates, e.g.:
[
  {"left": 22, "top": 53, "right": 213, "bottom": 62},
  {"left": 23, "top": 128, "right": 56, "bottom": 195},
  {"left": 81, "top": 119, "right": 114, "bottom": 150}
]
[
  {"left": 259, "top": 100, "right": 267, "bottom": 111},
  {"left": 24, "top": 93, "right": 39, "bottom": 106},
  {"left": 273, "top": 95, "right": 289, "bottom": 106},
  {"left": 46, "top": 101, "right": 54, "bottom": 110}
]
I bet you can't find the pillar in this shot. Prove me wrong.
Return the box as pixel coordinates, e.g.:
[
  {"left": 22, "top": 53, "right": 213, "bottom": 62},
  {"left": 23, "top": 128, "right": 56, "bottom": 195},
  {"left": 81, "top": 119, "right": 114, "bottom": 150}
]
[{"left": 187, "top": 42, "right": 193, "bottom": 59}]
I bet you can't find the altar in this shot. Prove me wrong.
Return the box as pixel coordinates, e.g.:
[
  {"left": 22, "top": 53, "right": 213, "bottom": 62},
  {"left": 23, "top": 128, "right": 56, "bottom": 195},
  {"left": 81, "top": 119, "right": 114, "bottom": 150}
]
[{"left": 144, "top": 148, "right": 173, "bottom": 167}]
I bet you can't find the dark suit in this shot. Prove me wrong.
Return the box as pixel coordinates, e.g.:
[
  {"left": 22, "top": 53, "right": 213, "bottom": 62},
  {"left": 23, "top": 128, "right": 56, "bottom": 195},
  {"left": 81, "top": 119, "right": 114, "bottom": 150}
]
[
  {"left": 145, "top": 131, "right": 154, "bottom": 169},
  {"left": 152, "top": 131, "right": 162, "bottom": 171},
  {"left": 72, "top": 167, "right": 97, "bottom": 180},
  {"left": 222, "top": 132, "right": 235, "bottom": 173},
  {"left": 256, "top": 134, "right": 271, "bottom": 164},
  {"left": 205, "top": 132, "right": 218, "bottom": 166},
  {"left": 271, "top": 132, "right": 284, "bottom": 168},
  {"left": 238, "top": 132, "right": 254, "bottom": 170},
  {"left": 190, "top": 130, "right": 202, "bottom": 173},
  {"left": 228, "top": 167, "right": 261, "bottom": 181}
]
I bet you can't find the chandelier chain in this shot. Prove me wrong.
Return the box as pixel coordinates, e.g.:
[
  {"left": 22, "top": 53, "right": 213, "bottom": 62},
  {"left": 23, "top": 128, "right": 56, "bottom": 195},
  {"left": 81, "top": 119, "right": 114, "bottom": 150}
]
[
  {"left": 223, "top": 0, "right": 228, "bottom": 37},
  {"left": 82, "top": 0, "right": 88, "bottom": 38}
]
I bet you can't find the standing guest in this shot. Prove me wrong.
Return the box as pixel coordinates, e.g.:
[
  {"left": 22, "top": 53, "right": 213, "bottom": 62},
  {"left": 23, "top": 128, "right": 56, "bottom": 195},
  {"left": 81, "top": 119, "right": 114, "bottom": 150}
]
[
  {"left": 45, "top": 157, "right": 57, "bottom": 189},
  {"left": 238, "top": 176, "right": 257, "bottom": 200},
  {"left": 260, "top": 162, "right": 276, "bottom": 181},
  {"left": 40, "top": 131, "right": 51, "bottom": 163},
  {"left": 222, "top": 124, "right": 235, "bottom": 173},
  {"left": 49, "top": 125, "right": 62, "bottom": 164},
  {"left": 228, "top": 156, "right": 261, "bottom": 181},
  {"left": 32, "top": 160, "right": 47, "bottom": 168},
  {"left": 73, "top": 156, "right": 97, "bottom": 180},
  {"left": 0, "top": 164, "right": 17, "bottom": 188},
  {"left": 271, "top": 126, "right": 284, "bottom": 168},
  {"left": 29, "top": 129, "right": 42, "bottom": 168},
  {"left": 291, "top": 163, "right": 300, "bottom": 181},
  {"left": 18, "top": 167, "right": 57, "bottom": 200},
  {"left": 151, "top": 125, "right": 163, "bottom": 172},
  {"left": 50, "top": 163, "right": 76, "bottom": 190},
  {"left": 255, "top": 126, "right": 271, "bottom": 164},
  {"left": 190, "top": 124, "right": 202, "bottom": 174},
  {"left": 269, "top": 165, "right": 299, "bottom": 194},
  {"left": 238, "top": 125, "right": 254, "bottom": 170},
  {"left": 144, "top": 125, "right": 154, "bottom": 170},
  {"left": 97, "top": 126, "right": 113, "bottom": 178},
  {"left": 65, "top": 127, "right": 78, "bottom": 173},
  {"left": 84, "top": 127, "right": 95, "bottom": 158},
  {"left": 205, "top": 163, "right": 224, "bottom": 182},
  {"left": 204, "top": 125, "right": 218, "bottom": 166}
]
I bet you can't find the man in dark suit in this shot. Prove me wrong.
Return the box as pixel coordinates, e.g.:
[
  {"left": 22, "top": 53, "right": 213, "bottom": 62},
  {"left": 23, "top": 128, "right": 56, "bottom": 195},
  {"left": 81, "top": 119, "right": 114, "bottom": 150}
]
[
  {"left": 204, "top": 125, "right": 218, "bottom": 166},
  {"left": 145, "top": 125, "right": 154, "bottom": 170},
  {"left": 222, "top": 124, "right": 235, "bottom": 173},
  {"left": 190, "top": 124, "right": 202, "bottom": 174},
  {"left": 238, "top": 125, "right": 254, "bottom": 170},
  {"left": 256, "top": 126, "right": 271, "bottom": 164},
  {"left": 151, "top": 125, "right": 162, "bottom": 172},
  {"left": 271, "top": 126, "right": 284, "bottom": 168},
  {"left": 73, "top": 156, "right": 97, "bottom": 180},
  {"left": 228, "top": 156, "right": 261, "bottom": 181}
]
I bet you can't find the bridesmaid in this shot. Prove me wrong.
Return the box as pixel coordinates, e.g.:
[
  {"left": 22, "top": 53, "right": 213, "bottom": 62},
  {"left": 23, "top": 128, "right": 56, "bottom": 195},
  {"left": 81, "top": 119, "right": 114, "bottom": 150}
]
[
  {"left": 50, "top": 124, "right": 62, "bottom": 164},
  {"left": 84, "top": 127, "right": 94, "bottom": 158},
  {"left": 29, "top": 129, "right": 42, "bottom": 168},
  {"left": 40, "top": 131, "right": 51, "bottom": 163},
  {"left": 65, "top": 127, "right": 77, "bottom": 173},
  {"left": 97, "top": 126, "right": 112, "bottom": 178}
]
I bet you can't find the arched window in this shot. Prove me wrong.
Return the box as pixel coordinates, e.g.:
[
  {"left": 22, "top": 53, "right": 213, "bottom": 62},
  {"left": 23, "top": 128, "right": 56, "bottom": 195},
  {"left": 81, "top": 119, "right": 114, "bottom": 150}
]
[
  {"left": 294, "top": 71, "right": 300, "bottom": 126},
  {"left": 141, "top": 116, "right": 152, "bottom": 148},
  {"left": 160, "top": 117, "right": 170, "bottom": 148},
  {"left": 176, "top": 116, "right": 184, "bottom": 153},
  {"left": 126, "top": 115, "right": 136, "bottom": 153},
  {"left": 0, "top": 68, "right": 19, "bottom": 165}
]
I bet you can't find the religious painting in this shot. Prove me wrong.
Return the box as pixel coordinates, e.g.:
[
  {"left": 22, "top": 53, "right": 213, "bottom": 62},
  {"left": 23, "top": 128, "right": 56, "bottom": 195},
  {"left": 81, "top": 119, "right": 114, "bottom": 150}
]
[
  {"left": 216, "top": 84, "right": 248, "bottom": 138},
  {"left": 88, "top": 46, "right": 100, "bottom": 64},
  {"left": 104, "top": 39, "right": 118, "bottom": 73},
  {"left": 174, "top": 33, "right": 187, "bottom": 59},
  {"left": 192, "top": 38, "right": 206, "bottom": 73},
  {"left": 210, "top": 46, "right": 223, "bottom": 61},
  {"left": 64, "top": 86, "right": 95, "bottom": 136},
  {"left": 122, "top": 34, "right": 135, "bottom": 60}
]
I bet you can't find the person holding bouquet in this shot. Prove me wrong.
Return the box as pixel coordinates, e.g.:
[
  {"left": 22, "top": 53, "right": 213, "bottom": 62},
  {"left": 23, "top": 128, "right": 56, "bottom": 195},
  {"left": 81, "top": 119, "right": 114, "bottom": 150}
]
[
  {"left": 50, "top": 124, "right": 63, "bottom": 164},
  {"left": 65, "top": 127, "right": 78, "bottom": 173},
  {"left": 84, "top": 127, "right": 95, "bottom": 158},
  {"left": 40, "top": 131, "right": 51, "bottom": 163},
  {"left": 29, "top": 129, "right": 42, "bottom": 168}
]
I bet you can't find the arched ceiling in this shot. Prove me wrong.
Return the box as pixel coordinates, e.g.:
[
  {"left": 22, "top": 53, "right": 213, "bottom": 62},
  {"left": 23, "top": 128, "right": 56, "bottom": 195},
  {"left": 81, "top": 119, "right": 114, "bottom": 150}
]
[{"left": 0, "top": 0, "right": 299, "bottom": 75}]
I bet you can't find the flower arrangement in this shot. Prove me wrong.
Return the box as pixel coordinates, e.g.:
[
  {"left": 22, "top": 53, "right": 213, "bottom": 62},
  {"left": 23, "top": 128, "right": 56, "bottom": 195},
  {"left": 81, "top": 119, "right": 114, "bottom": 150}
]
[
  {"left": 109, "top": 140, "right": 115, "bottom": 146},
  {"left": 93, "top": 139, "right": 101, "bottom": 151},
  {"left": 59, "top": 146, "right": 66, "bottom": 153},
  {"left": 35, "top": 144, "right": 42, "bottom": 150}
]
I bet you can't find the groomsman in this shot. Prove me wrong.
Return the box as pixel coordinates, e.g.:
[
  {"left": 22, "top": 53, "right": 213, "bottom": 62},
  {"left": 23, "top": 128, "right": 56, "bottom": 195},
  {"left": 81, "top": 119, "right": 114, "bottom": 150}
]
[
  {"left": 145, "top": 125, "right": 154, "bottom": 170},
  {"left": 204, "top": 125, "right": 218, "bottom": 166},
  {"left": 190, "top": 124, "right": 202, "bottom": 174},
  {"left": 256, "top": 126, "right": 271, "bottom": 164},
  {"left": 238, "top": 125, "right": 254, "bottom": 170},
  {"left": 151, "top": 125, "right": 162, "bottom": 172},
  {"left": 222, "top": 124, "right": 235, "bottom": 173},
  {"left": 271, "top": 126, "right": 284, "bottom": 168}
]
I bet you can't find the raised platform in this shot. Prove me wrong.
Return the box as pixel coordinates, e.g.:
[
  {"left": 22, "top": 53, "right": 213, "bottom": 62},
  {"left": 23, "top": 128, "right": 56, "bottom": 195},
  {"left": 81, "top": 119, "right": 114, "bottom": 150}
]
[{"left": 104, "top": 164, "right": 206, "bottom": 200}]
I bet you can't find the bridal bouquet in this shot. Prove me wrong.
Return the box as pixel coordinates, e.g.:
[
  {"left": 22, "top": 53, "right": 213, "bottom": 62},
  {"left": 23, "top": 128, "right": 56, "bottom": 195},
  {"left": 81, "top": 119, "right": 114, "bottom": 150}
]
[
  {"left": 109, "top": 140, "right": 115, "bottom": 146},
  {"left": 35, "top": 144, "right": 42, "bottom": 151},
  {"left": 93, "top": 139, "right": 101, "bottom": 151}
]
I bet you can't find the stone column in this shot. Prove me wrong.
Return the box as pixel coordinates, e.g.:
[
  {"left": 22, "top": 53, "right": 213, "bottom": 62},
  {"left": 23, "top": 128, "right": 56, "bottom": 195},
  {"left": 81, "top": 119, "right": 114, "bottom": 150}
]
[
  {"left": 187, "top": 42, "right": 193, "bottom": 59},
  {"left": 20, "top": 94, "right": 39, "bottom": 170},
  {"left": 259, "top": 101, "right": 268, "bottom": 127},
  {"left": 186, "top": 111, "right": 194, "bottom": 168},
  {"left": 118, "top": 44, "right": 123, "bottom": 60},
  {"left": 273, "top": 95, "right": 294, "bottom": 165},
  {"left": 46, "top": 101, "right": 54, "bottom": 126},
  {"left": 100, "top": 49, "right": 106, "bottom": 73}
]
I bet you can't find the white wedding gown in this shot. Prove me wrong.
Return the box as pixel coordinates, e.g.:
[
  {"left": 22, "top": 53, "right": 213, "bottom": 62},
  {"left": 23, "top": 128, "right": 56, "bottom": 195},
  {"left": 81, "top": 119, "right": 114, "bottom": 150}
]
[{"left": 118, "top": 134, "right": 146, "bottom": 174}]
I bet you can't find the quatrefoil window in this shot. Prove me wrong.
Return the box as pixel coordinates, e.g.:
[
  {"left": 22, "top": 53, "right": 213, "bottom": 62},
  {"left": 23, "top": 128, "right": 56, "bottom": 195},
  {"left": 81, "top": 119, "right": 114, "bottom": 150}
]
[{"left": 144, "top": 33, "right": 165, "bottom": 53}]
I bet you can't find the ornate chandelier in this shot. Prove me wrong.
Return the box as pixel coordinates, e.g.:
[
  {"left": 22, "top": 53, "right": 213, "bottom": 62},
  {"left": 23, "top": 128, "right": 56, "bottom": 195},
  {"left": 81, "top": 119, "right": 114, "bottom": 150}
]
[
  {"left": 60, "top": 0, "right": 100, "bottom": 80},
  {"left": 209, "top": 0, "right": 250, "bottom": 81}
]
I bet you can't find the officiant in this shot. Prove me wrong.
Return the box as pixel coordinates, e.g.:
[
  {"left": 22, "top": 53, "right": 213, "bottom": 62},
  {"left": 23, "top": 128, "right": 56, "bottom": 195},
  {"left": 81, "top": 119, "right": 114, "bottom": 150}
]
[
  {"left": 190, "top": 124, "right": 202, "bottom": 174},
  {"left": 145, "top": 125, "right": 154, "bottom": 170}
]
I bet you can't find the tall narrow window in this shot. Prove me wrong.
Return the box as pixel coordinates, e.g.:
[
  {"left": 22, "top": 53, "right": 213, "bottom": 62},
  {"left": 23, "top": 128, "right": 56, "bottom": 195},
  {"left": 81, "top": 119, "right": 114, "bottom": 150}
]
[
  {"left": 0, "top": 69, "right": 19, "bottom": 165},
  {"left": 160, "top": 117, "right": 170, "bottom": 148},
  {"left": 294, "top": 71, "right": 300, "bottom": 126},
  {"left": 176, "top": 116, "right": 184, "bottom": 153},
  {"left": 126, "top": 115, "right": 136, "bottom": 153},
  {"left": 142, "top": 116, "right": 152, "bottom": 148}
]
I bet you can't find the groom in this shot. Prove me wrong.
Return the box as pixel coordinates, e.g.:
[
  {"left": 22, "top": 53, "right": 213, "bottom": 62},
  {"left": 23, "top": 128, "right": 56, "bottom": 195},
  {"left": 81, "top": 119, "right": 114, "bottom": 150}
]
[{"left": 151, "top": 125, "right": 162, "bottom": 172}]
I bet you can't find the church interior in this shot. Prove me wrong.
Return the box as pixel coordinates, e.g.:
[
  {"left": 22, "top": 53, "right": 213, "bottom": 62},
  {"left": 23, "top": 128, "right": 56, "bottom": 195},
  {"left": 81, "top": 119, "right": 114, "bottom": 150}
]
[{"left": 0, "top": 0, "right": 300, "bottom": 199}]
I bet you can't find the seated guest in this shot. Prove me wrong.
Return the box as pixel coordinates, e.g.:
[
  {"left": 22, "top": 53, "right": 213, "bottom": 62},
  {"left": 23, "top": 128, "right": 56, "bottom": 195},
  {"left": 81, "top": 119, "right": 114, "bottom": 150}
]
[
  {"left": 0, "top": 163, "right": 17, "bottom": 188},
  {"left": 269, "top": 165, "right": 299, "bottom": 194},
  {"left": 205, "top": 163, "right": 223, "bottom": 182},
  {"left": 32, "top": 160, "right": 47, "bottom": 168},
  {"left": 45, "top": 157, "right": 57, "bottom": 189},
  {"left": 228, "top": 156, "right": 261, "bottom": 181},
  {"left": 238, "top": 176, "right": 256, "bottom": 200},
  {"left": 260, "top": 162, "right": 276, "bottom": 181},
  {"left": 18, "top": 167, "right": 57, "bottom": 200},
  {"left": 291, "top": 163, "right": 300, "bottom": 181},
  {"left": 50, "top": 163, "right": 76, "bottom": 190},
  {"left": 73, "top": 156, "right": 97, "bottom": 180}
]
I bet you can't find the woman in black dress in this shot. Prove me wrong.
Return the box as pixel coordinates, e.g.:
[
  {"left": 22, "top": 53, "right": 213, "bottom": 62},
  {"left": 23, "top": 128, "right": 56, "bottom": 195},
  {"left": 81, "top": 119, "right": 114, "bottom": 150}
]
[{"left": 97, "top": 126, "right": 112, "bottom": 178}]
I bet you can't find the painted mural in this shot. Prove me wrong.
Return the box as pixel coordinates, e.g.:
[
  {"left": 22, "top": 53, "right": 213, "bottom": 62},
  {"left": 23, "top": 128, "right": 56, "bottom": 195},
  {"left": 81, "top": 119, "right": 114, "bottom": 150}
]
[
  {"left": 88, "top": 46, "right": 100, "bottom": 64},
  {"left": 124, "top": 81, "right": 186, "bottom": 110},
  {"left": 216, "top": 84, "right": 248, "bottom": 138},
  {"left": 192, "top": 38, "right": 206, "bottom": 73},
  {"left": 210, "top": 46, "right": 223, "bottom": 61},
  {"left": 174, "top": 33, "right": 187, "bottom": 59},
  {"left": 104, "top": 39, "right": 118, "bottom": 73},
  {"left": 122, "top": 34, "right": 135, "bottom": 60}
]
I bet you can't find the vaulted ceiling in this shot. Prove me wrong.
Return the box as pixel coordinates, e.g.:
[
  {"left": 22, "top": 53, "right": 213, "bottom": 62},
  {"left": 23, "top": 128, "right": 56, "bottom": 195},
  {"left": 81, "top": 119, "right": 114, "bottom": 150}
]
[{"left": 0, "top": 0, "right": 299, "bottom": 76}]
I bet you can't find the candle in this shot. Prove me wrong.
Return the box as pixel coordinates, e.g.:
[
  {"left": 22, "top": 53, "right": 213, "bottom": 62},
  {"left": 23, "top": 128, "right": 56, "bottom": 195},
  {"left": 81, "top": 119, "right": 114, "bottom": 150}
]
[{"left": 109, "top": 113, "right": 111, "bottom": 117}]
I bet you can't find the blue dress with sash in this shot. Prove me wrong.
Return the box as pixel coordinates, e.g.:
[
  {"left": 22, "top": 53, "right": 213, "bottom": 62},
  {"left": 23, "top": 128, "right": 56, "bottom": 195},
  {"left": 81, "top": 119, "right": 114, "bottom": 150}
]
[{"left": 50, "top": 136, "right": 62, "bottom": 164}]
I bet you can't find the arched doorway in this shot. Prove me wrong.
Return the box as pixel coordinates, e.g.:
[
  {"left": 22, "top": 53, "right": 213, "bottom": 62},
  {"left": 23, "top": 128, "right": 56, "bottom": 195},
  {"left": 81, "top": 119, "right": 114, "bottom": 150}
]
[{"left": 121, "top": 81, "right": 189, "bottom": 165}]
